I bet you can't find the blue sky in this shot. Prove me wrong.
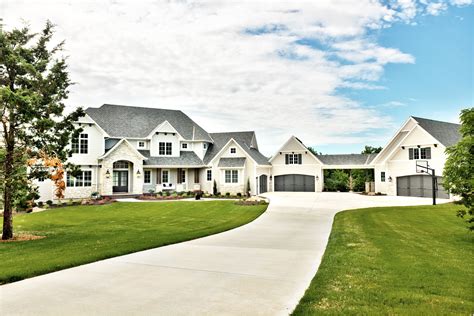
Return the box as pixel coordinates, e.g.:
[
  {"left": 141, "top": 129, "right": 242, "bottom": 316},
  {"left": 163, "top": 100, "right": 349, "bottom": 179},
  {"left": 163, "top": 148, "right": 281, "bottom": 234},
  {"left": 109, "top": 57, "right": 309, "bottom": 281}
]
[
  {"left": 319, "top": 5, "right": 473, "bottom": 153},
  {"left": 4, "top": 1, "right": 473, "bottom": 155}
]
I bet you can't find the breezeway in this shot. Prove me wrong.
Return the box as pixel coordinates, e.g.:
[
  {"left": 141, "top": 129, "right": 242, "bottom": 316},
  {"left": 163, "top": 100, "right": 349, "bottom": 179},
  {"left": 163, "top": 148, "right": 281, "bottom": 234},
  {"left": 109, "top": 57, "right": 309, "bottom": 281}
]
[{"left": 0, "top": 193, "right": 450, "bottom": 315}]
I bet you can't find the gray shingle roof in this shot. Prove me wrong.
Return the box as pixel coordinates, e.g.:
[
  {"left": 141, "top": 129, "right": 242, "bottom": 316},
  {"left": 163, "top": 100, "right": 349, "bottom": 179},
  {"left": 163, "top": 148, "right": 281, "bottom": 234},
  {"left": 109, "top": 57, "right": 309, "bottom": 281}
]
[
  {"left": 203, "top": 131, "right": 271, "bottom": 165},
  {"left": 218, "top": 157, "right": 246, "bottom": 168},
  {"left": 412, "top": 116, "right": 461, "bottom": 147},
  {"left": 139, "top": 150, "right": 205, "bottom": 166},
  {"left": 86, "top": 104, "right": 213, "bottom": 142},
  {"left": 104, "top": 138, "right": 121, "bottom": 152},
  {"left": 316, "top": 153, "right": 377, "bottom": 165}
]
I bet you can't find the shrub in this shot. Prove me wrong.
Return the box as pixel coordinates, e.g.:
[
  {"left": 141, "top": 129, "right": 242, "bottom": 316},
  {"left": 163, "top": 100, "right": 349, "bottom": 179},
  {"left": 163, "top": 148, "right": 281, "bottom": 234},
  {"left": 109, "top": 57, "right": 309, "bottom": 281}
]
[
  {"left": 148, "top": 189, "right": 155, "bottom": 194},
  {"left": 157, "top": 191, "right": 163, "bottom": 196},
  {"left": 46, "top": 200, "right": 53, "bottom": 206},
  {"left": 165, "top": 191, "right": 171, "bottom": 196},
  {"left": 37, "top": 201, "right": 44, "bottom": 208},
  {"left": 213, "top": 180, "right": 218, "bottom": 195},
  {"left": 90, "top": 192, "right": 100, "bottom": 200},
  {"left": 225, "top": 192, "right": 230, "bottom": 197},
  {"left": 237, "top": 192, "right": 242, "bottom": 198}
]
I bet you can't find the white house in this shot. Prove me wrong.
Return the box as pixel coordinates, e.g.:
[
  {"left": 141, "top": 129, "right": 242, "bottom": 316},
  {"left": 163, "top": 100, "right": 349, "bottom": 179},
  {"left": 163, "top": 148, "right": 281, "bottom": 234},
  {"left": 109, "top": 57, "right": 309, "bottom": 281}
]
[
  {"left": 34, "top": 105, "right": 460, "bottom": 200},
  {"left": 270, "top": 117, "right": 460, "bottom": 198},
  {"left": 35, "top": 104, "right": 271, "bottom": 201}
]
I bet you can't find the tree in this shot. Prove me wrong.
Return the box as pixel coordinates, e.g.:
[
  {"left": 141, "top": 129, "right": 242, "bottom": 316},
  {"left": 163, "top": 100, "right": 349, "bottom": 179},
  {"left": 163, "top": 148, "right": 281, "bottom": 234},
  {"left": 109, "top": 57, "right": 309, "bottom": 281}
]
[
  {"left": 324, "top": 169, "right": 349, "bottom": 192},
  {"left": 0, "top": 22, "right": 84, "bottom": 240},
  {"left": 361, "top": 145, "right": 383, "bottom": 154},
  {"left": 307, "top": 146, "right": 322, "bottom": 156},
  {"left": 443, "top": 108, "right": 474, "bottom": 231}
]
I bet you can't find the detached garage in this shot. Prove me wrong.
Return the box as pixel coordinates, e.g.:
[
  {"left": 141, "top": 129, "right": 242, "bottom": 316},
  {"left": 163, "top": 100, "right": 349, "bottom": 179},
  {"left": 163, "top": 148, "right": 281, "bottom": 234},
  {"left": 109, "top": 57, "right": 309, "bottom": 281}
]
[
  {"left": 397, "top": 175, "right": 449, "bottom": 199},
  {"left": 274, "top": 174, "right": 315, "bottom": 192}
]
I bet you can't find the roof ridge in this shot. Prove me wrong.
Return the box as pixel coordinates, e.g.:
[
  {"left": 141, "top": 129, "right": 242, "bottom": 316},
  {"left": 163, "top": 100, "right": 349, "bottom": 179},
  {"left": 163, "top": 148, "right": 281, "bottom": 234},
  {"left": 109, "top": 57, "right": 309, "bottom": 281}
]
[{"left": 411, "top": 116, "right": 460, "bottom": 126}]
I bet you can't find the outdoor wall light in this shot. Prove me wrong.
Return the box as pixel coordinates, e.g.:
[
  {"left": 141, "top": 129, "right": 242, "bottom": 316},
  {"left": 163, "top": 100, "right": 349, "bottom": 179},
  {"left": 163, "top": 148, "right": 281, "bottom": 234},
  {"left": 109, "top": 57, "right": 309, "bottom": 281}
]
[
  {"left": 269, "top": 175, "right": 272, "bottom": 180},
  {"left": 417, "top": 145, "right": 421, "bottom": 148},
  {"left": 316, "top": 175, "right": 319, "bottom": 181},
  {"left": 105, "top": 169, "right": 110, "bottom": 178},
  {"left": 279, "top": 152, "right": 282, "bottom": 155},
  {"left": 434, "top": 144, "right": 438, "bottom": 147},
  {"left": 388, "top": 176, "right": 392, "bottom": 182},
  {"left": 401, "top": 146, "right": 405, "bottom": 150},
  {"left": 136, "top": 170, "right": 141, "bottom": 177}
]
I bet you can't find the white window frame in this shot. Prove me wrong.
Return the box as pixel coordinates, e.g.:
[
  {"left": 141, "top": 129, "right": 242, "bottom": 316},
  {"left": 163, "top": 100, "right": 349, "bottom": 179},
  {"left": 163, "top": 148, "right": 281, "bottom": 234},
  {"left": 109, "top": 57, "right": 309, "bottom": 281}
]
[
  {"left": 158, "top": 142, "right": 172, "bottom": 156},
  {"left": 230, "top": 147, "right": 237, "bottom": 154},
  {"left": 285, "top": 153, "right": 301, "bottom": 165},
  {"left": 182, "top": 143, "right": 188, "bottom": 149},
  {"left": 381, "top": 172, "right": 386, "bottom": 182},
  {"left": 206, "top": 169, "right": 212, "bottom": 181},
  {"left": 224, "top": 170, "right": 238, "bottom": 184},
  {"left": 138, "top": 141, "right": 145, "bottom": 148},
  {"left": 66, "top": 170, "right": 92, "bottom": 187},
  {"left": 203, "top": 143, "right": 208, "bottom": 149},
  {"left": 72, "top": 133, "right": 88, "bottom": 154}
]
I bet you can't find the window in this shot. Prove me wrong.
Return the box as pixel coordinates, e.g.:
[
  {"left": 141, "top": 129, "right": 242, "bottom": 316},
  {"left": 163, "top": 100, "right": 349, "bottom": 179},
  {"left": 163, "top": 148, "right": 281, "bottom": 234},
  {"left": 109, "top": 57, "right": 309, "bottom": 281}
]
[
  {"left": 144, "top": 170, "right": 151, "bottom": 184},
  {"left": 182, "top": 143, "right": 188, "bottom": 149},
  {"left": 180, "top": 169, "right": 186, "bottom": 183},
  {"left": 285, "top": 153, "right": 302, "bottom": 165},
  {"left": 66, "top": 171, "right": 92, "bottom": 187},
  {"left": 203, "top": 143, "right": 208, "bottom": 149},
  {"left": 72, "top": 133, "right": 88, "bottom": 154},
  {"left": 194, "top": 168, "right": 199, "bottom": 183},
  {"left": 162, "top": 170, "right": 169, "bottom": 183},
  {"left": 159, "top": 142, "right": 172, "bottom": 155},
  {"left": 230, "top": 147, "right": 236, "bottom": 154},
  {"left": 225, "top": 170, "right": 238, "bottom": 183},
  {"left": 113, "top": 161, "right": 129, "bottom": 169},
  {"left": 138, "top": 141, "right": 145, "bottom": 148},
  {"left": 207, "top": 169, "right": 212, "bottom": 181},
  {"left": 409, "top": 147, "right": 431, "bottom": 160},
  {"left": 381, "top": 172, "right": 386, "bottom": 182}
]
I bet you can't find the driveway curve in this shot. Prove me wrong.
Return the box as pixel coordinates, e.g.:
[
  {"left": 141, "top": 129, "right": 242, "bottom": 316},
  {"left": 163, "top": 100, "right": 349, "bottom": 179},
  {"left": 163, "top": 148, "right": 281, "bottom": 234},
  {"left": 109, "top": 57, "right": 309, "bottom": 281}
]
[{"left": 0, "top": 193, "right": 448, "bottom": 315}]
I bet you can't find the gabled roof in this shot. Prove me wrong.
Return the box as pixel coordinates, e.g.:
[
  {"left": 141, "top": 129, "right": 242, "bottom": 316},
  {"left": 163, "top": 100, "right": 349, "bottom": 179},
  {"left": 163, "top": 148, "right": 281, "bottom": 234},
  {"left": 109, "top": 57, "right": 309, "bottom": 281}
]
[
  {"left": 203, "top": 131, "right": 271, "bottom": 166},
  {"left": 412, "top": 116, "right": 461, "bottom": 147},
  {"left": 85, "top": 104, "right": 213, "bottom": 142},
  {"left": 218, "top": 157, "right": 246, "bottom": 168},
  {"left": 99, "top": 139, "right": 147, "bottom": 160},
  {"left": 269, "top": 136, "right": 323, "bottom": 164},
  {"left": 139, "top": 150, "right": 205, "bottom": 167},
  {"left": 316, "top": 153, "right": 377, "bottom": 165}
]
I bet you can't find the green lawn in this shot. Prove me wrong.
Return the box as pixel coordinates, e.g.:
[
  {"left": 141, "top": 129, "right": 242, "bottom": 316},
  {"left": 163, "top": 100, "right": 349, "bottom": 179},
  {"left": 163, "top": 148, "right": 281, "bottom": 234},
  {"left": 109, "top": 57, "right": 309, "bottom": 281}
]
[
  {"left": 0, "top": 201, "right": 267, "bottom": 284},
  {"left": 293, "top": 203, "right": 474, "bottom": 315}
]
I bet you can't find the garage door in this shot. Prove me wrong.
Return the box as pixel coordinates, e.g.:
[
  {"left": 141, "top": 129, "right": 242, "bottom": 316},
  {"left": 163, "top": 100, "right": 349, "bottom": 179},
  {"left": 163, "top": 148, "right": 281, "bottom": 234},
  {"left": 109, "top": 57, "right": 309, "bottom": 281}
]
[
  {"left": 397, "top": 175, "right": 449, "bottom": 199},
  {"left": 274, "top": 174, "right": 315, "bottom": 192}
]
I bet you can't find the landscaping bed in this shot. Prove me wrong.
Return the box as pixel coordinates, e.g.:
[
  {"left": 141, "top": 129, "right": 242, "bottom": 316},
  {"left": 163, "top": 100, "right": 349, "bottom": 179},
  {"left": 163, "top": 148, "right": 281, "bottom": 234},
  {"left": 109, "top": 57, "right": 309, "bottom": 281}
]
[{"left": 292, "top": 203, "right": 474, "bottom": 315}]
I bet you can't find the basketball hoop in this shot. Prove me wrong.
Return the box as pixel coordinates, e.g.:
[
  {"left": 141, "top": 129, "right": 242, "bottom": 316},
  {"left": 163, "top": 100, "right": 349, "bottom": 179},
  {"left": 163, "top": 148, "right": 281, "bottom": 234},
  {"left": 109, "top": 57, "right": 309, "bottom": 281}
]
[{"left": 416, "top": 160, "right": 429, "bottom": 173}]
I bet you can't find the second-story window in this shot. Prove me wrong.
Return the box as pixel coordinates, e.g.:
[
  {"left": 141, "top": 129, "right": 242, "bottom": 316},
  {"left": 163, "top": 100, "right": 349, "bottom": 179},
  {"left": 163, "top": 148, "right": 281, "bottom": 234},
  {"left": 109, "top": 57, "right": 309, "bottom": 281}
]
[
  {"left": 138, "top": 141, "right": 145, "bottom": 148},
  {"left": 409, "top": 147, "right": 431, "bottom": 160},
  {"left": 285, "top": 153, "right": 302, "bottom": 165},
  {"left": 182, "top": 143, "right": 188, "bottom": 149},
  {"left": 159, "top": 142, "right": 172, "bottom": 155},
  {"left": 72, "top": 133, "right": 88, "bottom": 154},
  {"left": 230, "top": 147, "right": 236, "bottom": 154}
]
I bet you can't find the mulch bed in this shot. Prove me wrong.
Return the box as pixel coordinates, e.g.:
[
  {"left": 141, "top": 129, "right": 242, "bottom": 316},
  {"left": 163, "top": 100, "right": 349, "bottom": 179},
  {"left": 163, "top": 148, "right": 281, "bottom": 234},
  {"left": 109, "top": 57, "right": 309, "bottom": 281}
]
[{"left": 0, "top": 233, "right": 46, "bottom": 243}]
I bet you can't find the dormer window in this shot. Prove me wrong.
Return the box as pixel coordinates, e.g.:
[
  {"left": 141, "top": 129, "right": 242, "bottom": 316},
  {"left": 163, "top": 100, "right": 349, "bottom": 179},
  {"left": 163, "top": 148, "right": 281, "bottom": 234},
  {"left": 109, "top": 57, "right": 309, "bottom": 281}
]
[
  {"left": 138, "top": 141, "right": 145, "bottom": 148},
  {"left": 230, "top": 147, "right": 236, "bottom": 154},
  {"left": 182, "top": 143, "right": 188, "bottom": 149},
  {"left": 159, "top": 142, "right": 172, "bottom": 155},
  {"left": 203, "top": 143, "right": 208, "bottom": 149}
]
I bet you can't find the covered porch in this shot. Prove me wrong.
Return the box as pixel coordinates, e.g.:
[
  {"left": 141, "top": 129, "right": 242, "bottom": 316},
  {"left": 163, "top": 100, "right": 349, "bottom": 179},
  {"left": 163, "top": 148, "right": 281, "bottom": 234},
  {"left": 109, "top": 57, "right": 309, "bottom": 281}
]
[{"left": 143, "top": 167, "right": 203, "bottom": 193}]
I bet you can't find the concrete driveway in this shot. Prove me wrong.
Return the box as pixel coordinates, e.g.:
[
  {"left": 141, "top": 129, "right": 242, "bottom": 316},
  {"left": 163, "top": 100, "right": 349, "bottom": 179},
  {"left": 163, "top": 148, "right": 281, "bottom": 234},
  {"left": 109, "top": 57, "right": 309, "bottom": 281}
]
[{"left": 0, "top": 193, "right": 448, "bottom": 315}]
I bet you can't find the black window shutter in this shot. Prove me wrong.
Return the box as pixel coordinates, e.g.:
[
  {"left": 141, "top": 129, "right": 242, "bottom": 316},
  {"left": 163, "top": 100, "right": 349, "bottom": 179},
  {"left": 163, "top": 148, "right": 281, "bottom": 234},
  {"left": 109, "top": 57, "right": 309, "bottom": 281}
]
[
  {"left": 425, "top": 147, "right": 431, "bottom": 159},
  {"left": 298, "top": 154, "right": 302, "bottom": 164},
  {"left": 285, "top": 154, "right": 289, "bottom": 165},
  {"left": 408, "top": 148, "right": 413, "bottom": 160}
]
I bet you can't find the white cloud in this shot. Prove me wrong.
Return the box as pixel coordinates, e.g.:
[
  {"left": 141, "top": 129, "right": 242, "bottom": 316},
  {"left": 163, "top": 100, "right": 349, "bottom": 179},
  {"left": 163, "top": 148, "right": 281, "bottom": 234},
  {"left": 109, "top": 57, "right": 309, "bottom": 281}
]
[
  {"left": 1, "top": 0, "right": 470, "bottom": 154},
  {"left": 426, "top": 2, "right": 448, "bottom": 15}
]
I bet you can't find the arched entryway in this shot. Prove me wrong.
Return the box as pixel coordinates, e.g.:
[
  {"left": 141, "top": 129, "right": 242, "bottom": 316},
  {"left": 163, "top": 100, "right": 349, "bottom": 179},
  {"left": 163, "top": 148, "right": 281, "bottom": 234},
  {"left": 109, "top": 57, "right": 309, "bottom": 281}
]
[{"left": 113, "top": 160, "right": 132, "bottom": 193}]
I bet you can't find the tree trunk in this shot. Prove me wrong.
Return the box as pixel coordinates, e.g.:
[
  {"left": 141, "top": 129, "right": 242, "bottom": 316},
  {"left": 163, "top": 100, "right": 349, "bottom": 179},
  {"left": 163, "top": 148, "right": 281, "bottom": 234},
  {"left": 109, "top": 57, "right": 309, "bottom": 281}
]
[{"left": 2, "top": 144, "right": 14, "bottom": 240}]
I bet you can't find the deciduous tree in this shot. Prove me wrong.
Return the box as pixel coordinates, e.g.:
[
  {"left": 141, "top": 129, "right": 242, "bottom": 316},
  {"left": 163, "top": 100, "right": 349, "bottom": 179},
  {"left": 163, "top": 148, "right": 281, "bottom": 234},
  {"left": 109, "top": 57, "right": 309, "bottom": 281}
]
[{"left": 443, "top": 108, "right": 474, "bottom": 231}]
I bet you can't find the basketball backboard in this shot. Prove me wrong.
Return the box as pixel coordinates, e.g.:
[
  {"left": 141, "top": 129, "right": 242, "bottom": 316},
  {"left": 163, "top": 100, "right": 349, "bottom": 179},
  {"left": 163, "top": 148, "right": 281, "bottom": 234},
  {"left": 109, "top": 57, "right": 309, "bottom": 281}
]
[{"left": 416, "top": 160, "right": 429, "bottom": 173}]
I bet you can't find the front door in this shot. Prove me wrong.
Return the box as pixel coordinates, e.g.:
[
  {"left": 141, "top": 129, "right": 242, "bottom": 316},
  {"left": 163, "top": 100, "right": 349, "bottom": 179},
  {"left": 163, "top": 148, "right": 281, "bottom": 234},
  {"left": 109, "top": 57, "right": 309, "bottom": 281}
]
[{"left": 113, "top": 171, "right": 128, "bottom": 193}]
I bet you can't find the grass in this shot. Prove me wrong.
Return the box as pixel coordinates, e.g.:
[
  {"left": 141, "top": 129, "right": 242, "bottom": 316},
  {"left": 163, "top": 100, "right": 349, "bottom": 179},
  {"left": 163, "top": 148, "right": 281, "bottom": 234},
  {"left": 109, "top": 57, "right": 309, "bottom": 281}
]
[
  {"left": 293, "top": 203, "right": 474, "bottom": 315},
  {"left": 0, "top": 201, "right": 267, "bottom": 284}
]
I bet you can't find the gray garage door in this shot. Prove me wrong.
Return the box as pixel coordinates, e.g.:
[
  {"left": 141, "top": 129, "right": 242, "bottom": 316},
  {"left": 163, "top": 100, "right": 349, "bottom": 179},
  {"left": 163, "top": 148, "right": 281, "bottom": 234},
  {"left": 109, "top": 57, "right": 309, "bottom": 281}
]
[
  {"left": 275, "top": 174, "right": 315, "bottom": 192},
  {"left": 397, "top": 175, "right": 449, "bottom": 199}
]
